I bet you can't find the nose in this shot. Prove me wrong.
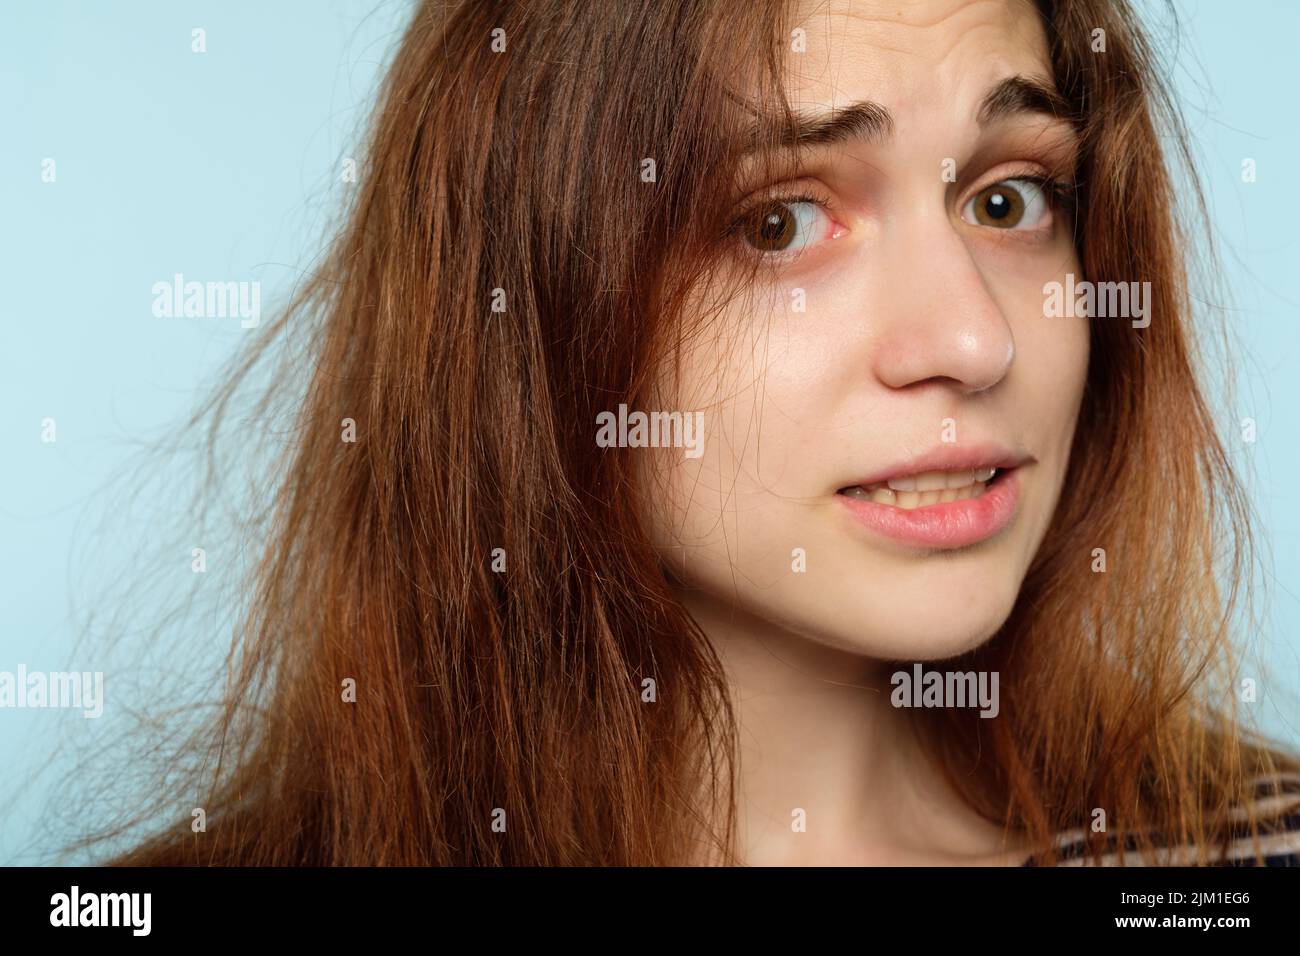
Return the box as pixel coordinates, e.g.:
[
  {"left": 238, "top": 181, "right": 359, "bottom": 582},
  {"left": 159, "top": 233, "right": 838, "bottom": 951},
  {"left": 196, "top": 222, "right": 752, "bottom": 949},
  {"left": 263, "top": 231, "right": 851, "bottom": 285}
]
[{"left": 870, "top": 217, "right": 1015, "bottom": 395}]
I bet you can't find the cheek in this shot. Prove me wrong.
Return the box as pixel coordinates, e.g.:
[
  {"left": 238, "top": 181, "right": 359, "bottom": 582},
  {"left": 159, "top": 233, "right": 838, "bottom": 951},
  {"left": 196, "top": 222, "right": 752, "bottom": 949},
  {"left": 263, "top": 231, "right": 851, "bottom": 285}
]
[
  {"left": 1011, "top": 294, "right": 1089, "bottom": 397},
  {"left": 980, "top": 241, "right": 1090, "bottom": 432},
  {"left": 1008, "top": 259, "right": 1090, "bottom": 439},
  {"left": 998, "top": 261, "right": 1090, "bottom": 560},
  {"left": 642, "top": 302, "right": 820, "bottom": 566}
]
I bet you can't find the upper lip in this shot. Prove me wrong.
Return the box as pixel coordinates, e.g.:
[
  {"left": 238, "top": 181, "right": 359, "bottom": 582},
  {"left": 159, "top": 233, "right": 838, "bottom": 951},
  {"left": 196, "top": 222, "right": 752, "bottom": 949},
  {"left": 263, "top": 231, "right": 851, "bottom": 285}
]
[{"left": 838, "top": 442, "right": 1034, "bottom": 491}]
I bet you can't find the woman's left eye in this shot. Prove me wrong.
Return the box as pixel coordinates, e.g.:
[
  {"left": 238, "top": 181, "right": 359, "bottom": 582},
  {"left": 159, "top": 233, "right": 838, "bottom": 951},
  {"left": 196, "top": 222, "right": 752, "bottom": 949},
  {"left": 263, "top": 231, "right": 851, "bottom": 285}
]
[
  {"left": 738, "top": 199, "right": 832, "bottom": 254},
  {"left": 961, "top": 179, "right": 1051, "bottom": 231}
]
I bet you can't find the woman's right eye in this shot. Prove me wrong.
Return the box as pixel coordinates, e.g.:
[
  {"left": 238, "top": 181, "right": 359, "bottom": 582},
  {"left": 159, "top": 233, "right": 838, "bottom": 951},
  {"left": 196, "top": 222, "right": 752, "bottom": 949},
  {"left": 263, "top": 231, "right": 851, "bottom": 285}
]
[{"left": 738, "top": 199, "right": 833, "bottom": 254}]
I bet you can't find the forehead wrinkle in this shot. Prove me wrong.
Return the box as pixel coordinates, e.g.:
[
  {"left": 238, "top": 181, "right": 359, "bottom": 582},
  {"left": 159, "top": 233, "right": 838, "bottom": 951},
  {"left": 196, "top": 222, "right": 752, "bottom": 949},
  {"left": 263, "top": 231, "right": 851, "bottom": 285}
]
[
  {"left": 788, "top": 0, "right": 1054, "bottom": 113},
  {"left": 794, "top": 0, "right": 1041, "bottom": 35}
]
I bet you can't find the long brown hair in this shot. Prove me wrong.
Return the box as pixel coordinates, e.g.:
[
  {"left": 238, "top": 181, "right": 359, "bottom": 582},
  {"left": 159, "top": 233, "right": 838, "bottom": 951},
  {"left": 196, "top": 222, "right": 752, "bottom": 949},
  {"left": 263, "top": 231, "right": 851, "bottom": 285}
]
[{"left": 84, "top": 0, "right": 1296, "bottom": 866}]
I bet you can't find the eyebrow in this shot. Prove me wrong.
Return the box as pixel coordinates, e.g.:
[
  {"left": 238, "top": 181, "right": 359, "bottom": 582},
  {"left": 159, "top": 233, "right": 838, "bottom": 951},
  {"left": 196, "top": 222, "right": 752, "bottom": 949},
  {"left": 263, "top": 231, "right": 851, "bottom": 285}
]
[
  {"left": 750, "top": 74, "right": 1077, "bottom": 150},
  {"left": 976, "top": 75, "right": 1077, "bottom": 127}
]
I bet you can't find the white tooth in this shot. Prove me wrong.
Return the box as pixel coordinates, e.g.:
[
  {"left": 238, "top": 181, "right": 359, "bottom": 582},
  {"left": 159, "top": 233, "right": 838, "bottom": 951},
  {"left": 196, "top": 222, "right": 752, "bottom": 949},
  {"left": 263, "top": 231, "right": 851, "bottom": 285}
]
[
  {"left": 894, "top": 490, "right": 920, "bottom": 508},
  {"left": 870, "top": 487, "right": 896, "bottom": 505},
  {"left": 917, "top": 490, "right": 942, "bottom": 506},
  {"left": 887, "top": 475, "right": 917, "bottom": 492},
  {"left": 975, "top": 467, "right": 996, "bottom": 482},
  {"left": 939, "top": 487, "right": 959, "bottom": 503},
  {"left": 946, "top": 469, "right": 974, "bottom": 488},
  {"left": 914, "top": 471, "right": 948, "bottom": 492}
]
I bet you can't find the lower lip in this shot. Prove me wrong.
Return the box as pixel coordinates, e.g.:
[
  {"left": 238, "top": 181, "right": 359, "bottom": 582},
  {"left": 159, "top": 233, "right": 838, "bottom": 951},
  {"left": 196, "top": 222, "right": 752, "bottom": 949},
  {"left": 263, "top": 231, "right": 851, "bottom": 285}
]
[{"left": 836, "top": 468, "right": 1023, "bottom": 550}]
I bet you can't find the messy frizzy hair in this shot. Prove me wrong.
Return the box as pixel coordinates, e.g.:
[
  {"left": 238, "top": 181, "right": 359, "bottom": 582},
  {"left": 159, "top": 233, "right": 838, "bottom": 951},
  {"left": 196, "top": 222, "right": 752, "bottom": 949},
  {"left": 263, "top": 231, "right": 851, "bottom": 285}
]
[{"left": 83, "top": 0, "right": 1296, "bottom": 866}]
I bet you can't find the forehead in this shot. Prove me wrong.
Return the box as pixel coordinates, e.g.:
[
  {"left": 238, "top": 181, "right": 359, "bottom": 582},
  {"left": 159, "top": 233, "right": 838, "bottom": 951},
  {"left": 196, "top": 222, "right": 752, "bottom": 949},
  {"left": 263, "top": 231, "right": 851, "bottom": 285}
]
[{"left": 785, "top": 0, "right": 1052, "bottom": 116}]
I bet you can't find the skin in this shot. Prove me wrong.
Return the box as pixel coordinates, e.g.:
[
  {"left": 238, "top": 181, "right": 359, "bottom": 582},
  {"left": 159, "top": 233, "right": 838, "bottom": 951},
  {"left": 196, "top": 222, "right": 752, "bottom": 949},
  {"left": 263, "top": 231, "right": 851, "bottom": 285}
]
[{"left": 645, "top": 0, "right": 1089, "bottom": 864}]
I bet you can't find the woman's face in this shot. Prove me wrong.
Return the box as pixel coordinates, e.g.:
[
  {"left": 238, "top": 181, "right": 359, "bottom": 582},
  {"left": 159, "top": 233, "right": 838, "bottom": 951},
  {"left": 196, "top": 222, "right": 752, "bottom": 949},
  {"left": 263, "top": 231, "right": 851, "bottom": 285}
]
[{"left": 646, "top": 0, "right": 1089, "bottom": 661}]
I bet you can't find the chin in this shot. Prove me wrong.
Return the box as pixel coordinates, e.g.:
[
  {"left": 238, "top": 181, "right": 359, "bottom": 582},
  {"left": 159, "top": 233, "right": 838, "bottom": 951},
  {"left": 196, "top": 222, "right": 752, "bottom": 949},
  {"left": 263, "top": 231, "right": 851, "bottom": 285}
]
[
  {"left": 790, "top": 572, "right": 1024, "bottom": 663},
  {"left": 869, "top": 606, "right": 1012, "bottom": 663}
]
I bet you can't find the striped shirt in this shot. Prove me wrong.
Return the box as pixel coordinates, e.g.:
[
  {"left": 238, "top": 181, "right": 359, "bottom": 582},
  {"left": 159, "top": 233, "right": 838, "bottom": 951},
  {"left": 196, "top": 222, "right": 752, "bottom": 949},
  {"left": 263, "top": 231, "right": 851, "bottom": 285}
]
[{"left": 1023, "top": 772, "right": 1300, "bottom": 866}]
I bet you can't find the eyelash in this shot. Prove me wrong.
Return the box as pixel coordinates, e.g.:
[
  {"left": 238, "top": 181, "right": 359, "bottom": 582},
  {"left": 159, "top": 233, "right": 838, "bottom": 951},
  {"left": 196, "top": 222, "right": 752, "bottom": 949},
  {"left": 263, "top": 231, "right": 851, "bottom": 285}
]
[{"left": 728, "top": 186, "right": 838, "bottom": 237}]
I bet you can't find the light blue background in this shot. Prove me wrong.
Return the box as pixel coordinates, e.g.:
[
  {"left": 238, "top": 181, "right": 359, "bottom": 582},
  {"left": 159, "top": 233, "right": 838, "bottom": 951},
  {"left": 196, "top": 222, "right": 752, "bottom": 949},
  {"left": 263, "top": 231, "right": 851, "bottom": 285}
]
[{"left": 1, "top": 1, "right": 1297, "bottom": 864}]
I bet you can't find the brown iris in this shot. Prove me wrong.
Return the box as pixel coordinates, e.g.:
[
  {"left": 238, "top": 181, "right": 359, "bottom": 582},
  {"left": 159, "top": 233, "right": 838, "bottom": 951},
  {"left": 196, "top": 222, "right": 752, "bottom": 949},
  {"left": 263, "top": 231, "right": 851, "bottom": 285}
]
[
  {"left": 742, "top": 202, "right": 798, "bottom": 251},
  {"left": 971, "top": 183, "right": 1025, "bottom": 228}
]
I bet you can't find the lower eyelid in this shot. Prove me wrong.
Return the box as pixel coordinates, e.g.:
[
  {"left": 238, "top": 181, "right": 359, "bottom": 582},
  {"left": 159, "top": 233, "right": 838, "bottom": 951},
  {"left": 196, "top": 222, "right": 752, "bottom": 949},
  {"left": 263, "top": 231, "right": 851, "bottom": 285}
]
[{"left": 976, "top": 214, "right": 1058, "bottom": 245}]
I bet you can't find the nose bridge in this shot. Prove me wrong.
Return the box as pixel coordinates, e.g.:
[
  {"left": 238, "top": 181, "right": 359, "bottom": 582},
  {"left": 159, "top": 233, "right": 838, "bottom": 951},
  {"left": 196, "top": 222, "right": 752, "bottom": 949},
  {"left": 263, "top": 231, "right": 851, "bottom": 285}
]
[{"left": 871, "top": 207, "right": 1016, "bottom": 394}]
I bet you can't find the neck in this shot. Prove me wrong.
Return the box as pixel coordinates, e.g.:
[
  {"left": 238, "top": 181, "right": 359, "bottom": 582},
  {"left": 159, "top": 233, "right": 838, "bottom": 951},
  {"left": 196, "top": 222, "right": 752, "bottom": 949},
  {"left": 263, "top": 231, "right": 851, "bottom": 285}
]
[{"left": 681, "top": 591, "right": 1027, "bottom": 866}]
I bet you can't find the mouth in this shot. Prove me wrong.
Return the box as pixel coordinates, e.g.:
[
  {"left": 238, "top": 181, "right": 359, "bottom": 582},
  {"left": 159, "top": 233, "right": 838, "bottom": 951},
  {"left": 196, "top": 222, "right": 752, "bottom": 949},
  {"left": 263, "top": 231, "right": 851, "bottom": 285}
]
[
  {"left": 834, "top": 450, "right": 1030, "bottom": 550},
  {"left": 836, "top": 466, "right": 1003, "bottom": 509}
]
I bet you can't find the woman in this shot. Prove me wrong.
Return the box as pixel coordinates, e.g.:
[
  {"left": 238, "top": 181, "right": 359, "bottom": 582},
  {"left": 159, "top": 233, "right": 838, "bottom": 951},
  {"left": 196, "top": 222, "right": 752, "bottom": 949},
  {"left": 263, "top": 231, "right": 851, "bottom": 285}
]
[{"left": 92, "top": 0, "right": 1300, "bottom": 866}]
